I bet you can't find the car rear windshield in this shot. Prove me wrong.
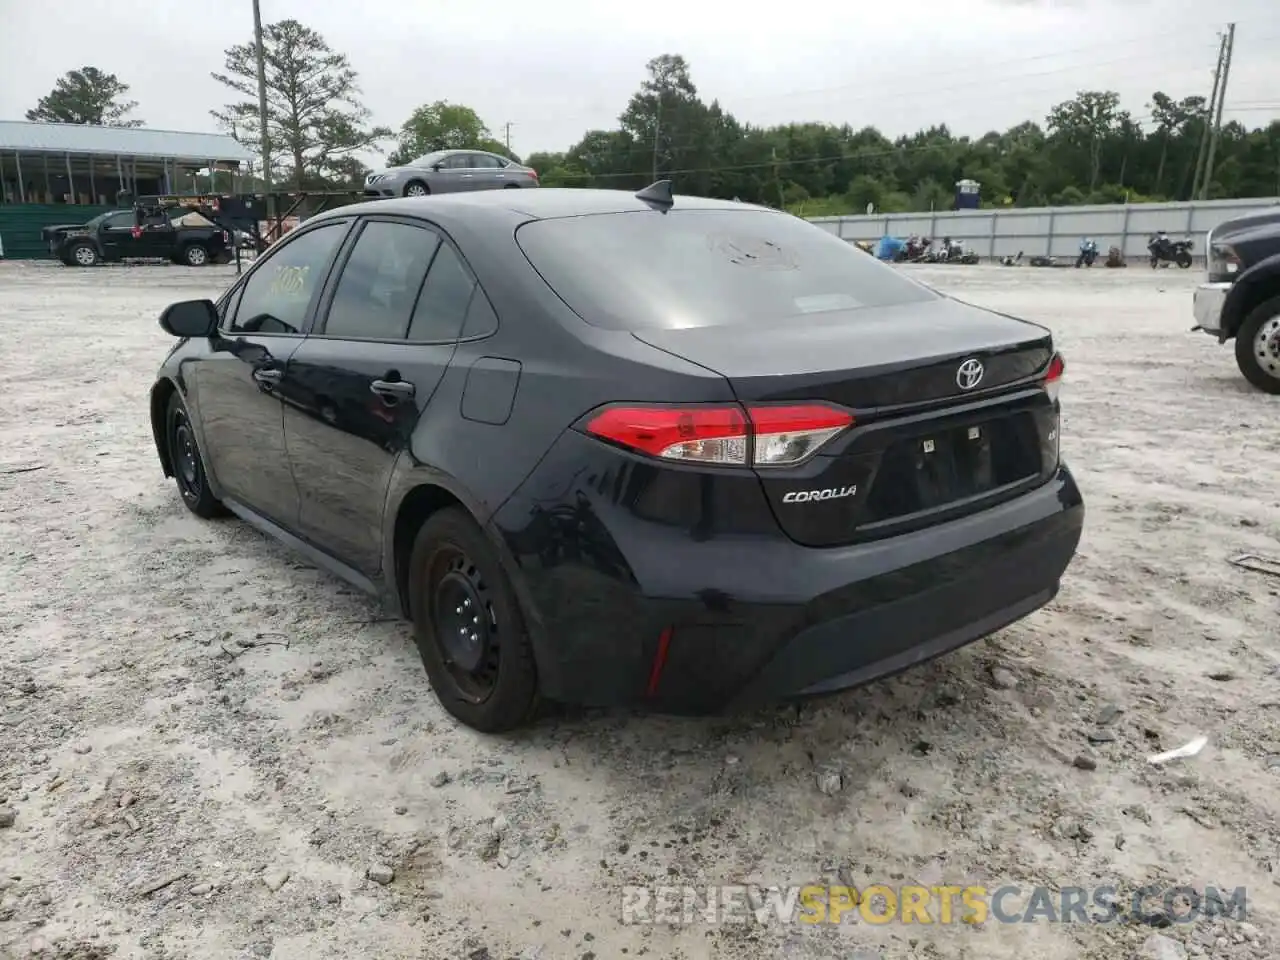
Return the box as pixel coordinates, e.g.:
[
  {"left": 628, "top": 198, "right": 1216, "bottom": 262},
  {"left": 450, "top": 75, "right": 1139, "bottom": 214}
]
[{"left": 516, "top": 208, "right": 938, "bottom": 331}]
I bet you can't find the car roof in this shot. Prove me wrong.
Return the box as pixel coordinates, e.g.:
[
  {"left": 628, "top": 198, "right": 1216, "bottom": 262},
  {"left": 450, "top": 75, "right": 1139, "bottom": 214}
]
[{"left": 311, "top": 188, "right": 777, "bottom": 227}]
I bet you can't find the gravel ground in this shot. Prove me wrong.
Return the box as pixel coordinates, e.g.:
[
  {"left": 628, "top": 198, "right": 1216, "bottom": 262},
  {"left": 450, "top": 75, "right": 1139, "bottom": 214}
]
[{"left": 1, "top": 258, "right": 1278, "bottom": 960}]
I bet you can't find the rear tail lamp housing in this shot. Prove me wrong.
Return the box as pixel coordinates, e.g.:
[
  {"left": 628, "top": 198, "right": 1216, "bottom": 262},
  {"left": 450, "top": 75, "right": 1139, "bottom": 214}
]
[
  {"left": 582, "top": 403, "right": 853, "bottom": 467},
  {"left": 1042, "top": 352, "right": 1064, "bottom": 404}
]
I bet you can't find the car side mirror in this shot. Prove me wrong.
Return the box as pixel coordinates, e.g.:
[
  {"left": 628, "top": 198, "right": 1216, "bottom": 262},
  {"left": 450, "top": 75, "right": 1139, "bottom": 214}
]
[
  {"left": 431, "top": 162, "right": 444, "bottom": 171},
  {"left": 159, "top": 299, "right": 219, "bottom": 338}
]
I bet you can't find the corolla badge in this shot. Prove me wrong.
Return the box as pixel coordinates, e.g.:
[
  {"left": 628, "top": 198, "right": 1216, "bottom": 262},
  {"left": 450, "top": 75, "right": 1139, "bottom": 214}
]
[{"left": 956, "top": 358, "right": 985, "bottom": 390}]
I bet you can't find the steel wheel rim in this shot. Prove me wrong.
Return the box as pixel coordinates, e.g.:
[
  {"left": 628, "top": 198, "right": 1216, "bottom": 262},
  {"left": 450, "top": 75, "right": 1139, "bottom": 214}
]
[
  {"left": 1254, "top": 315, "right": 1280, "bottom": 380},
  {"left": 429, "top": 547, "right": 499, "bottom": 702},
  {"left": 172, "top": 415, "right": 202, "bottom": 500},
  {"left": 75, "top": 246, "right": 95, "bottom": 266}
]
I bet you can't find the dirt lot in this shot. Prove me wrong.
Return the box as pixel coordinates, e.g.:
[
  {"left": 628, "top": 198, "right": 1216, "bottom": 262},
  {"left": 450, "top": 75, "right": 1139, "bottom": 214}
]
[{"left": 1, "top": 258, "right": 1278, "bottom": 960}]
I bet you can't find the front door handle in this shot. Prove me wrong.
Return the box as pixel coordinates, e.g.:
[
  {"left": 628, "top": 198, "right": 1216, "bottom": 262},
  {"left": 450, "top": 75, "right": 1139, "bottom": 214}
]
[
  {"left": 370, "top": 379, "right": 415, "bottom": 399},
  {"left": 253, "top": 368, "right": 283, "bottom": 386}
]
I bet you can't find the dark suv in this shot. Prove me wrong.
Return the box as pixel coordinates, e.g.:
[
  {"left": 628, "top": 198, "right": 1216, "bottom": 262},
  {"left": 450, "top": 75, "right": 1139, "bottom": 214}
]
[{"left": 149, "top": 186, "right": 1084, "bottom": 732}]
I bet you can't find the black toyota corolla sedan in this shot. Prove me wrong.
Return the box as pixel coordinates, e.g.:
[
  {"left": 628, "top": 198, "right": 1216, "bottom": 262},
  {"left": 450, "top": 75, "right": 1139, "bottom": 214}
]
[{"left": 149, "top": 183, "right": 1084, "bottom": 732}]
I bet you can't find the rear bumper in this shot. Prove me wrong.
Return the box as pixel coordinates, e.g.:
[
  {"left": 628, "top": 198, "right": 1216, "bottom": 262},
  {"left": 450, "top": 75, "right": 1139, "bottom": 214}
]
[
  {"left": 1192, "top": 282, "right": 1231, "bottom": 337},
  {"left": 501, "top": 457, "right": 1084, "bottom": 712}
]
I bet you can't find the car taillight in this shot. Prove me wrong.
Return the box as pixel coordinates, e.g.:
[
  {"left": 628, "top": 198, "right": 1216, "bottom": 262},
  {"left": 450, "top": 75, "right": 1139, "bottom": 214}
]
[
  {"left": 528, "top": 169, "right": 538, "bottom": 180},
  {"left": 1043, "top": 352, "right": 1064, "bottom": 404},
  {"left": 583, "top": 403, "right": 854, "bottom": 467}
]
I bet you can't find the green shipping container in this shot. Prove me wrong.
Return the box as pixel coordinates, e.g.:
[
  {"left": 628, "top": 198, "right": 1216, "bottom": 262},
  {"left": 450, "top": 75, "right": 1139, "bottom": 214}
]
[{"left": 0, "top": 203, "right": 118, "bottom": 260}]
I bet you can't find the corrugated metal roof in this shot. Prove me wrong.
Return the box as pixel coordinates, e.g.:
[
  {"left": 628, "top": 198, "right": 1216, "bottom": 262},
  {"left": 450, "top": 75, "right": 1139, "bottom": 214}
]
[{"left": 0, "top": 121, "right": 253, "bottom": 162}]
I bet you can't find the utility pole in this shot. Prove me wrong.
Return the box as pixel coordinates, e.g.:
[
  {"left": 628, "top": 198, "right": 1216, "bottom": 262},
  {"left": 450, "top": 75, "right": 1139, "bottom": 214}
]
[
  {"left": 503, "top": 122, "right": 512, "bottom": 151},
  {"left": 252, "top": 0, "right": 273, "bottom": 228},
  {"left": 1191, "top": 28, "right": 1226, "bottom": 201},
  {"left": 1201, "top": 21, "right": 1235, "bottom": 201},
  {"left": 651, "top": 99, "right": 661, "bottom": 182}
]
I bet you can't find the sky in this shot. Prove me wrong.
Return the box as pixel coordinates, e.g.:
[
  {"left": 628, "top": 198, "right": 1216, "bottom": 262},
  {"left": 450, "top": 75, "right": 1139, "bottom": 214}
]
[{"left": 1, "top": 0, "right": 1277, "bottom": 166}]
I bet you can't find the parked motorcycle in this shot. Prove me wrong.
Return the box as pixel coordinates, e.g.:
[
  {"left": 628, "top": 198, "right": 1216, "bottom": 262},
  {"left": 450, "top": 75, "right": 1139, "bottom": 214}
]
[
  {"left": 1147, "top": 231, "right": 1194, "bottom": 269},
  {"left": 1075, "top": 238, "right": 1098, "bottom": 268},
  {"left": 936, "top": 237, "right": 980, "bottom": 265},
  {"left": 896, "top": 235, "right": 931, "bottom": 261}
]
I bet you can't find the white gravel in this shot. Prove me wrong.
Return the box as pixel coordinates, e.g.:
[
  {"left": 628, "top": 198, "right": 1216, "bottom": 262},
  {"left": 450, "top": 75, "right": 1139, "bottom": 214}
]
[{"left": 1, "top": 258, "right": 1278, "bottom": 960}]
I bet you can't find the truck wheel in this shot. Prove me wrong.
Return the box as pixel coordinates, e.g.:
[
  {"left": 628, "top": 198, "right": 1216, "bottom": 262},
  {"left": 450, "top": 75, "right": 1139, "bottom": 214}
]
[
  {"left": 1234, "top": 296, "right": 1280, "bottom": 395},
  {"left": 69, "top": 242, "right": 99, "bottom": 267},
  {"left": 181, "top": 244, "right": 209, "bottom": 267}
]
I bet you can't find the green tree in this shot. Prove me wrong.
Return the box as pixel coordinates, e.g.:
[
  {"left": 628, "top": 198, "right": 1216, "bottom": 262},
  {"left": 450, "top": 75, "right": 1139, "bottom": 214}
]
[
  {"left": 26, "top": 67, "right": 142, "bottom": 126},
  {"left": 389, "top": 101, "right": 513, "bottom": 166},
  {"left": 211, "top": 19, "right": 392, "bottom": 190},
  {"left": 1046, "top": 91, "right": 1122, "bottom": 191}
]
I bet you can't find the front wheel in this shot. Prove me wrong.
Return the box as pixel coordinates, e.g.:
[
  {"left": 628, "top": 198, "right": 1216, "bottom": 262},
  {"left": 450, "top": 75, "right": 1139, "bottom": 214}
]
[
  {"left": 407, "top": 508, "right": 539, "bottom": 732},
  {"left": 1150, "top": 256, "right": 1159, "bottom": 269},
  {"left": 403, "top": 180, "right": 429, "bottom": 197},
  {"left": 1234, "top": 296, "right": 1280, "bottom": 395},
  {"left": 166, "top": 393, "right": 226, "bottom": 517},
  {"left": 69, "top": 242, "right": 99, "bottom": 267},
  {"left": 1175, "top": 250, "right": 1193, "bottom": 268}
]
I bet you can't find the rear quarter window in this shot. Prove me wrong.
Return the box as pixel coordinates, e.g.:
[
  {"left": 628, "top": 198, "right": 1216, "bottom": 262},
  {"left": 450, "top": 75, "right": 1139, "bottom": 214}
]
[{"left": 515, "top": 208, "right": 938, "bottom": 331}]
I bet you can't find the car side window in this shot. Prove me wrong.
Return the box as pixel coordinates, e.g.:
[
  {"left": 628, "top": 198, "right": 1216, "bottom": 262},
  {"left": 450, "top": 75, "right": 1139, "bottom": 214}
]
[
  {"left": 460, "top": 288, "right": 498, "bottom": 338},
  {"left": 470, "top": 154, "right": 504, "bottom": 170},
  {"left": 406, "top": 241, "right": 476, "bottom": 342},
  {"left": 227, "top": 223, "right": 346, "bottom": 335},
  {"left": 323, "top": 221, "right": 441, "bottom": 340},
  {"left": 442, "top": 154, "right": 472, "bottom": 170},
  {"left": 104, "top": 213, "right": 133, "bottom": 229}
]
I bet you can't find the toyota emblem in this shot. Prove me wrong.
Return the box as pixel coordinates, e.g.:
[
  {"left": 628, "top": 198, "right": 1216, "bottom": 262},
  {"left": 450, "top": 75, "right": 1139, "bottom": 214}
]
[{"left": 956, "top": 358, "right": 985, "bottom": 390}]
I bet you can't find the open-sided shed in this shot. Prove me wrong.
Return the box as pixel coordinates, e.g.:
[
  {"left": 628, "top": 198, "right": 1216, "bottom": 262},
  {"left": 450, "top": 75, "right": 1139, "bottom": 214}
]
[{"left": 0, "top": 120, "right": 253, "bottom": 206}]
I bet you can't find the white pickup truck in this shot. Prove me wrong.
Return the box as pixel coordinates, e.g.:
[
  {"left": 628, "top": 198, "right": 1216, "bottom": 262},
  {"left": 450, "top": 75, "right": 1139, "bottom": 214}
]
[{"left": 1191, "top": 206, "right": 1280, "bottom": 394}]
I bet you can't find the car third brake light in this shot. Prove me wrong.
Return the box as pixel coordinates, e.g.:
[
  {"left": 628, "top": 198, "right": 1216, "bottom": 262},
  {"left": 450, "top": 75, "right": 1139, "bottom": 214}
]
[
  {"left": 1042, "top": 353, "right": 1065, "bottom": 404},
  {"left": 584, "top": 403, "right": 854, "bottom": 467}
]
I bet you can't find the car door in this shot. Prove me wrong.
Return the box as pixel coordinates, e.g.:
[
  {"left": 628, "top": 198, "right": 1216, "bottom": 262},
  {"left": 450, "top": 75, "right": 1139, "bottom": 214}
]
[
  {"left": 461, "top": 153, "right": 510, "bottom": 191},
  {"left": 430, "top": 153, "right": 474, "bottom": 194},
  {"left": 282, "top": 216, "right": 490, "bottom": 574},
  {"left": 98, "top": 211, "right": 139, "bottom": 259},
  {"left": 190, "top": 220, "right": 352, "bottom": 528}
]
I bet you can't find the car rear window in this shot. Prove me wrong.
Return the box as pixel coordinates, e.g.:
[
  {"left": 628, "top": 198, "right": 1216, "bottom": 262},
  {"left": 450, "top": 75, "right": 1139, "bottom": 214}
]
[{"left": 515, "top": 208, "right": 937, "bottom": 331}]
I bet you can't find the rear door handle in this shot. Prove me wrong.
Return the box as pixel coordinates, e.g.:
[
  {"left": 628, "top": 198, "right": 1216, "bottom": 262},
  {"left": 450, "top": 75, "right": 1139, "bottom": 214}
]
[
  {"left": 371, "top": 379, "right": 415, "bottom": 399},
  {"left": 253, "top": 368, "right": 283, "bottom": 385}
]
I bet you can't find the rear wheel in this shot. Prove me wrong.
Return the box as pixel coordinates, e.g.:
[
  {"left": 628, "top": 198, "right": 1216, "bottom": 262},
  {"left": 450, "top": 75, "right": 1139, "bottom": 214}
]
[
  {"left": 404, "top": 180, "right": 429, "bottom": 197},
  {"left": 1175, "top": 249, "right": 1193, "bottom": 268},
  {"left": 1234, "top": 296, "right": 1280, "bottom": 395},
  {"left": 70, "top": 242, "right": 99, "bottom": 267},
  {"left": 182, "top": 243, "right": 209, "bottom": 266},
  {"left": 407, "top": 508, "right": 538, "bottom": 732},
  {"left": 166, "top": 393, "right": 225, "bottom": 517}
]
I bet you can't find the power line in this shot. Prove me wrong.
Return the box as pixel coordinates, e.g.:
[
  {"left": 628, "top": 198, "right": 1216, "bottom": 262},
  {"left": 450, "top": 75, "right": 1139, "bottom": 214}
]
[
  {"left": 513, "top": 25, "right": 1261, "bottom": 141},
  {"left": 549, "top": 32, "right": 1280, "bottom": 156},
  {"left": 549, "top": 104, "right": 1270, "bottom": 183}
]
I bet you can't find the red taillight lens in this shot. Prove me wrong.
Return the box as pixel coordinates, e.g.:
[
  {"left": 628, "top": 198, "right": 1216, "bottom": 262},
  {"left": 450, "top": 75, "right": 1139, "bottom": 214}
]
[
  {"left": 528, "top": 169, "right": 539, "bottom": 180},
  {"left": 1043, "top": 352, "right": 1064, "bottom": 403},
  {"left": 583, "top": 403, "right": 854, "bottom": 467}
]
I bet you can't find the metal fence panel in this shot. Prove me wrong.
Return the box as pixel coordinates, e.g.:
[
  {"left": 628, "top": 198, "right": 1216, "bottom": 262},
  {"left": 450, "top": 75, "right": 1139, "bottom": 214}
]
[{"left": 808, "top": 197, "right": 1280, "bottom": 262}]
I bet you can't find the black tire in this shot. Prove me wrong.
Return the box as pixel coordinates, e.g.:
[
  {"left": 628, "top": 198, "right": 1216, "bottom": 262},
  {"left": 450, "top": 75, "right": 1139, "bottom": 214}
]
[
  {"left": 1176, "top": 250, "right": 1193, "bottom": 268},
  {"left": 1150, "top": 256, "right": 1159, "bottom": 269},
  {"left": 407, "top": 507, "right": 538, "bottom": 732},
  {"left": 181, "top": 243, "right": 210, "bottom": 267},
  {"left": 69, "top": 242, "right": 99, "bottom": 267},
  {"left": 403, "top": 180, "right": 430, "bottom": 198},
  {"left": 1233, "top": 296, "right": 1280, "bottom": 395},
  {"left": 166, "top": 393, "right": 226, "bottom": 518},
  {"left": 503, "top": 183, "right": 521, "bottom": 189}
]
